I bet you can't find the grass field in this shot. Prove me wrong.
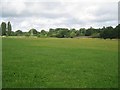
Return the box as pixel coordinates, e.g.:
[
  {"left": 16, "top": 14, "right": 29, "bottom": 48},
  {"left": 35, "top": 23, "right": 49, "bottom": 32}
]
[{"left": 2, "top": 37, "right": 118, "bottom": 88}]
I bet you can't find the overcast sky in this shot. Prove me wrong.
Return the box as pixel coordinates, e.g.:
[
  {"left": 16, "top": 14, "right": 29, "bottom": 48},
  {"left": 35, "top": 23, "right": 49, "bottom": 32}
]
[{"left": 0, "top": 0, "right": 119, "bottom": 31}]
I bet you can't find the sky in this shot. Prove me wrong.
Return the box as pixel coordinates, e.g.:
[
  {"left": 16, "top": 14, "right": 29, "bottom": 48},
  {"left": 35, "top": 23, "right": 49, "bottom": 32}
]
[{"left": 0, "top": 0, "right": 119, "bottom": 32}]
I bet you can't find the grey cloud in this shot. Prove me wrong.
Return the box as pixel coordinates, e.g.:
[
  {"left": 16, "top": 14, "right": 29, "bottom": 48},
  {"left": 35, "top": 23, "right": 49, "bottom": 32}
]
[
  {"left": 1, "top": 2, "right": 65, "bottom": 18},
  {"left": 91, "top": 2, "right": 117, "bottom": 23},
  {"left": 58, "top": 17, "right": 85, "bottom": 26},
  {"left": 1, "top": 1, "right": 118, "bottom": 31},
  {"left": 118, "top": 1, "right": 120, "bottom": 24}
]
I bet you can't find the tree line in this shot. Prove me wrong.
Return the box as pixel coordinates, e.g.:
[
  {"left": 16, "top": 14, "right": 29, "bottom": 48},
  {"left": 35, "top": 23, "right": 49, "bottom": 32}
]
[{"left": 0, "top": 21, "right": 120, "bottom": 39}]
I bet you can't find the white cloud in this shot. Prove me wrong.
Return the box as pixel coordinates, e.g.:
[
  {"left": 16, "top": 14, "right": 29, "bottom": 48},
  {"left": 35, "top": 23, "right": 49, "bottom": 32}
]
[{"left": 0, "top": 0, "right": 118, "bottom": 31}]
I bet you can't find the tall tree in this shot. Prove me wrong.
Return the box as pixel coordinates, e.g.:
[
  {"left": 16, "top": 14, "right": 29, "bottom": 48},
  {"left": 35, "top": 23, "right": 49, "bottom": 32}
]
[
  {"left": 1, "top": 22, "right": 6, "bottom": 36},
  {"left": 7, "top": 21, "right": 12, "bottom": 36}
]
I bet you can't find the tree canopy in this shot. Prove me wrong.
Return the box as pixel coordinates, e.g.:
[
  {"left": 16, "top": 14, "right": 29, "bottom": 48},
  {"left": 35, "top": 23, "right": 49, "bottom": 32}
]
[{"left": 0, "top": 21, "right": 119, "bottom": 39}]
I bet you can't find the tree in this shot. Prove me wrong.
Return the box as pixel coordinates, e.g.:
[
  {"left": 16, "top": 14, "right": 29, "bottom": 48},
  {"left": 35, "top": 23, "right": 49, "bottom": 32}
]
[
  {"left": 70, "top": 31, "right": 76, "bottom": 38},
  {"left": 7, "top": 21, "right": 12, "bottom": 36},
  {"left": 55, "top": 28, "right": 70, "bottom": 38},
  {"left": 40, "top": 30, "right": 48, "bottom": 36},
  {"left": 85, "top": 27, "right": 94, "bottom": 36},
  {"left": 85, "top": 29, "right": 92, "bottom": 36},
  {"left": 29, "top": 28, "right": 38, "bottom": 36},
  {"left": 10, "top": 31, "right": 15, "bottom": 36},
  {"left": 114, "top": 24, "right": 120, "bottom": 38},
  {"left": 1, "top": 22, "right": 6, "bottom": 36},
  {"left": 15, "top": 30, "right": 23, "bottom": 36},
  {"left": 76, "top": 28, "right": 86, "bottom": 36},
  {"left": 48, "top": 28, "right": 55, "bottom": 37},
  {"left": 107, "top": 26, "right": 114, "bottom": 39},
  {"left": 100, "top": 26, "right": 114, "bottom": 39}
]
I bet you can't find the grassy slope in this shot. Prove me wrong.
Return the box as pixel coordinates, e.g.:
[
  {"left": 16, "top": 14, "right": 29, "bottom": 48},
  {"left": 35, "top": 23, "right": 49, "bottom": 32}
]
[{"left": 2, "top": 38, "right": 118, "bottom": 88}]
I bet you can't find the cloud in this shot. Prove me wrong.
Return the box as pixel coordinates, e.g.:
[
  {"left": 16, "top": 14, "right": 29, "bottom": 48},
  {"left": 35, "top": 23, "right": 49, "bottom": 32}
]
[
  {"left": 118, "top": 1, "right": 120, "bottom": 24},
  {"left": 0, "top": 0, "right": 118, "bottom": 31}
]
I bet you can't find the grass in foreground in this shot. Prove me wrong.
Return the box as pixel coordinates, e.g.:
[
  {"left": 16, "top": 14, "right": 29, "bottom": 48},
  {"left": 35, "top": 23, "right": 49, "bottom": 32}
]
[{"left": 2, "top": 37, "right": 118, "bottom": 88}]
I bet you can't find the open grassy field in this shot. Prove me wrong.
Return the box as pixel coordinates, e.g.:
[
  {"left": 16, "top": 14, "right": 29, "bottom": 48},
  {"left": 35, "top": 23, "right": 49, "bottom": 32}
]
[{"left": 2, "top": 37, "right": 118, "bottom": 88}]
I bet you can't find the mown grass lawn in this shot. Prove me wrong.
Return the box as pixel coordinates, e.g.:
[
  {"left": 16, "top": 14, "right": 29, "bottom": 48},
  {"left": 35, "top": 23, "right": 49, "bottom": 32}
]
[{"left": 2, "top": 37, "right": 118, "bottom": 88}]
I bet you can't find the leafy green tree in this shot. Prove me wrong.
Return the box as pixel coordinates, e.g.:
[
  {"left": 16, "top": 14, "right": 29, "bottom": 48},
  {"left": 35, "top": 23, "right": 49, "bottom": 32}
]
[
  {"left": 85, "top": 29, "right": 92, "bottom": 36},
  {"left": 48, "top": 28, "right": 56, "bottom": 37},
  {"left": 85, "top": 27, "right": 94, "bottom": 36},
  {"left": 70, "top": 28, "right": 76, "bottom": 32},
  {"left": 56, "top": 30, "right": 64, "bottom": 38},
  {"left": 100, "top": 26, "right": 114, "bottom": 39},
  {"left": 70, "top": 31, "right": 76, "bottom": 38},
  {"left": 15, "top": 30, "right": 23, "bottom": 36},
  {"left": 107, "top": 26, "right": 114, "bottom": 39},
  {"left": 114, "top": 24, "right": 120, "bottom": 38},
  {"left": 7, "top": 21, "right": 12, "bottom": 36},
  {"left": 40, "top": 30, "right": 48, "bottom": 36},
  {"left": 1, "top": 22, "right": 6, "bottom": 36},
  {"left": 56, "top": 28, "right": 70, "bottom": 38},
  {"left": 76, "top": 28, "right": 86, "bottom": 36},
  {"left": 10, "top": 31, "right": 15, "bottom": 36},
  {"left": 29, "top": 28, "right": 38, "bottom": 36}
]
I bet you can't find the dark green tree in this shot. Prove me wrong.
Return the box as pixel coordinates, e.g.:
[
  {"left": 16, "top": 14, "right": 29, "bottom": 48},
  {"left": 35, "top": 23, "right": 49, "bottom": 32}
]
[
  {"left": 40, "top": 30, "right": 48, "bottom": 36},
  {"left": 76, "top": 28, "right": 86, "bottom": 36},
  {"left": 7, "top": 21, "right": 12, "bottom": 36},
  {"left": 114, "top": 24, "right": 120, "bottom": 38},
  {"left": 29, "top": 28, "right": 38, "bottom": 36},
  {"left": 56, "top": 28, "right": 70, "bottom": 38},
  {"left": 100, "top": 26, "right": 114, "bottom": 39},
  {"left": 85, "top": 27, "right": 94, "bottom": 36},
  {"left": 70, "top": 31, "right": 76, "bottom": 38},
  {"left": 10, "top": 31, "right": 15, "bottom": 36},
  {"left": 48, "top": 28, "right": 56, "bottom": 37},
  {"left": 1, "top": 22, "right": 6, "bottom": 36},
  {"left": 15, "top": 30, "right": 23, "bottom": 36}
]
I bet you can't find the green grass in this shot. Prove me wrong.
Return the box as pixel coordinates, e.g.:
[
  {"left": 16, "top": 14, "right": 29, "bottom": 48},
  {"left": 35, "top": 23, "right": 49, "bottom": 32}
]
[{"left": 2, "top": 37, "right": 118, "bottom": 88}]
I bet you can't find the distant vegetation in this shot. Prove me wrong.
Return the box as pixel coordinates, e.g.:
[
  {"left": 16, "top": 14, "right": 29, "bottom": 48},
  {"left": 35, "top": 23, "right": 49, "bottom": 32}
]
[{"left": 0, "top": 21, "right": 120, "bottom": 39}]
